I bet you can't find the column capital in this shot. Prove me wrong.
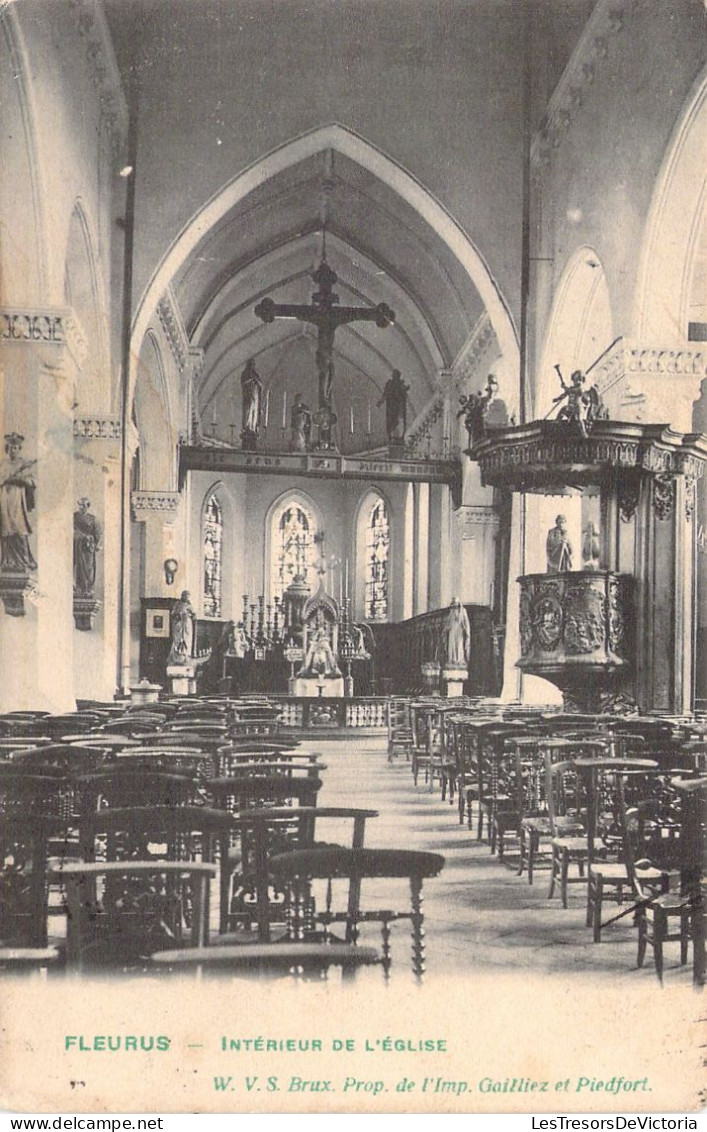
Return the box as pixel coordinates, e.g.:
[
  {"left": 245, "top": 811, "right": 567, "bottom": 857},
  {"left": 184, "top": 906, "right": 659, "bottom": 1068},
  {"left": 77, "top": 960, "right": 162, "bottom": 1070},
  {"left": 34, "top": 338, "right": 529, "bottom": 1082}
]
[
  {"left": 457, "top": 504, "right": 500, "bottom": 539},
  {"left": 73, "top": 415, "right": 122, "bottom": 441},
  {"left": 131, "top": 490, "right": 181, "bottom": 524},
  {"left": 0, "top": 307, "right": 87, "bottom": 370},
  {"left": 592, "top": 338, "right": 707, "bottom": 433}
]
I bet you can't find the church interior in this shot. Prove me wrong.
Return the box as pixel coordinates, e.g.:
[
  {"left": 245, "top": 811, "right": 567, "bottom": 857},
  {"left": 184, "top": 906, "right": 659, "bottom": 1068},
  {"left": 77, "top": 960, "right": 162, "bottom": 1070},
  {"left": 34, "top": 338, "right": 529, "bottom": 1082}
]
[{"left": 0, "top": 0, "right": 706, "bottom": 985}]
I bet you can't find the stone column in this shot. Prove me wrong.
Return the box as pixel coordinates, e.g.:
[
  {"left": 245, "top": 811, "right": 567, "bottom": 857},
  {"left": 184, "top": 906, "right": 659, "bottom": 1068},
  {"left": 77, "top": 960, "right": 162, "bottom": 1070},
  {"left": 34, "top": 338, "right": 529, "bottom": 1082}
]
[
  {"left": 71, "top": 417, "right": 122, "bottom": 702},
  {"left": 131, "top": 490, "right": 183, "bottom": 599},
  {"left": 0, "top": 308, "right": 85, "bottom": 712},
  {"left": 428, "top": 482, "right": 451, "bottom": 609},
  {"left": 412, "top": 482, "right": 429, "bottom": 615}
]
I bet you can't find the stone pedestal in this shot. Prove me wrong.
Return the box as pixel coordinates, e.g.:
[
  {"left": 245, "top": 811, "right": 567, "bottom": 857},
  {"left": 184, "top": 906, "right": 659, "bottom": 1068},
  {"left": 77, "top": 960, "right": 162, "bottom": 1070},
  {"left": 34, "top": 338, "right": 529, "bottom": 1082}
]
[
  {"left": 441, "top": 665, "right": 467, "bottom": 698},
  {"left": 130, "top": 679, "right": 162, "bottom": 705},
  {"left": 167, "top": 664, "right": 197, "bottom": 695},
  {"left": 0, "top": 308, "right": 85, "bottom": 713},
  {"left": 421, "top": 660, "right": 441, "bottom": 694}
]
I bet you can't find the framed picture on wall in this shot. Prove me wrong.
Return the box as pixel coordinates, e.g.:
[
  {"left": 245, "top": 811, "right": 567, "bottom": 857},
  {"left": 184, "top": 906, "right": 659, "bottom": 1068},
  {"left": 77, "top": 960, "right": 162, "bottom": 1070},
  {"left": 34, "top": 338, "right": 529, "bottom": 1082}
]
[{"left": 146, "top": 608, "right": 171, "bottom": 637}]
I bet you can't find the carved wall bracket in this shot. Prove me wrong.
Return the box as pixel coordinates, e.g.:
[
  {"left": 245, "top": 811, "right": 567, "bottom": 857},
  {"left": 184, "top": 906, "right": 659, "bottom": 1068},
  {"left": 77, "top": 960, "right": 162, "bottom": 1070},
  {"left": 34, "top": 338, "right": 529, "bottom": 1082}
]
[
  {"left": 73, "top": 595, "right": 101, "bottom": 631},
  {"left": 653, "top": 474, "right": 675, "bottom": 521},
  {"left": 0, "top": 572, "right": 36, "bottom": 617}
]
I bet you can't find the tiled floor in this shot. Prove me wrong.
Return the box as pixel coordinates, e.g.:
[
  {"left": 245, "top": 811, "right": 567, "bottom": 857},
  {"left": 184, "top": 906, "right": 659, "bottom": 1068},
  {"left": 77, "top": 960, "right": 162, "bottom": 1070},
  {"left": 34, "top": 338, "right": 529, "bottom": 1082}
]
[{"left": 307, "top": 735, "right": 692, "bottom": 985}]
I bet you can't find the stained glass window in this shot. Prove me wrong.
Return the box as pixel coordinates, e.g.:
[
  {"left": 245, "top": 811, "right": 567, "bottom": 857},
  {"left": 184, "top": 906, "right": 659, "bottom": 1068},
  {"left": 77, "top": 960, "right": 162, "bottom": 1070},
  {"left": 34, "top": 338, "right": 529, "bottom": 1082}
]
[
  {"left": 272, "top": 500, "right": 317, "bottom": 600},
  {"left": 203, "top": 493, "right": 223, "bottom": 617},
  {"left": 365, "top": 497, "right": 389, "bottom": 621}
]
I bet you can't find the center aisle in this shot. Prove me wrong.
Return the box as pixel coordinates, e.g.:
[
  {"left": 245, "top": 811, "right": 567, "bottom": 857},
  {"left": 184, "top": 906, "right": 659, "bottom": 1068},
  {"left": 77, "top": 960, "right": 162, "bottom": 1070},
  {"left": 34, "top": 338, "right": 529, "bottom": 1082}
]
[{"left": 307, "top": 735, "right": 666, "bottom": 983}]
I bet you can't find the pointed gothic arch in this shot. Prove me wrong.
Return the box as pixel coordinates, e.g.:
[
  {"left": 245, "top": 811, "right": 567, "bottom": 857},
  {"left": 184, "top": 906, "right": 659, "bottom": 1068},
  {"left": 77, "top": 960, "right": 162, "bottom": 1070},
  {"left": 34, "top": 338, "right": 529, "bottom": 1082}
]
[{"left": 130, "top": 123, "right": 519, "bottom": 410}]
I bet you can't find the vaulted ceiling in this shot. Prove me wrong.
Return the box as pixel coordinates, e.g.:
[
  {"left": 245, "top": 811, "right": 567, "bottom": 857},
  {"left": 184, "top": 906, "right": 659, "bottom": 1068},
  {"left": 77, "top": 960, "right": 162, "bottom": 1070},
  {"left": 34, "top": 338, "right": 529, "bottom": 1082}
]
[{"left": 174, "top": 147, "right": 484, "bottom": 442}]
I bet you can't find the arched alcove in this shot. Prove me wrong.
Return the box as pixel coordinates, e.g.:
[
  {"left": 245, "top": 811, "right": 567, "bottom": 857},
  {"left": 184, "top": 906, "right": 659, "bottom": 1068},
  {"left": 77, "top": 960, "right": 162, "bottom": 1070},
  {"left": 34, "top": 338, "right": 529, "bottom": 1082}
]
[
  {"left": 133, "top": 331, "right": 177, "bottom": 490},
  {"left": 634, "top": 66, "right": 707, "bottom": 342},
  {"left": 0, "top": 9, "right": 47, "bottom": 303},
  {"left": 536, "top": 246, "right": 614, "bottom": 418},
  {"left": 199, "top": 480, "right": 237, "bottom": 620},
  {"left": 354, "top": 488, "right": 392, "bottom": 623},
  {"left": 264, "top": 488, "right": 322, "bottom": 602},
  {"left": 64, "top": 201, "right": 108, "bottom": 410}
]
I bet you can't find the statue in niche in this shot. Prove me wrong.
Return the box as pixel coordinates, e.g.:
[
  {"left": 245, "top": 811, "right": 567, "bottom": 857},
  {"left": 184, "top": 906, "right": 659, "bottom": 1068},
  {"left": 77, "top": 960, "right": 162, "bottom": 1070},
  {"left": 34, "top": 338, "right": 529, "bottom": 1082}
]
[
  {"left": 439, "top": 597, "right": 471, "bottom": 668},
  {"left": 546, "top": 514, "right": 574, "bottom": 573},
  {"left": 582, "top": 521, "right": 601, "bottom": 571},
  {"left": 0, "top": 432, "right": 37, "bottom": 573},
  {"left": 551, "top": 365, "right": 607, "bottom": 438},
  {"left": 167, "top": 590, "right": 197, "bottom": 665},
  {"left": 458, "top": 374, "right": 507, "bottom": 448},
  {"left": 240, "top": 358, "right": 264, "bottom": 439},
  {"left": 299, "top": 623, "right": 342, "bottom": 679},
  {"left": 378, "top": 369, "right": 409, "bottom": 443},
  {"left": 290, "top": 393, "right": 312, "bottom": 452},
  {"left": 73, "top": 497, "right": 102, "bottom": 596}
]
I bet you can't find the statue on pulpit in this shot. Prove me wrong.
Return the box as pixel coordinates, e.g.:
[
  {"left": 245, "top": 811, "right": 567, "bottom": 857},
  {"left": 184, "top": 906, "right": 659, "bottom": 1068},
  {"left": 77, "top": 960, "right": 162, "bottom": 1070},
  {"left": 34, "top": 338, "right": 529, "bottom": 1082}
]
[
  {"left": 299, "top": 623, "right": 342, "bottom": 679},
  {"left": 546, "top": 515, "right": 574, "bottom": 573}
]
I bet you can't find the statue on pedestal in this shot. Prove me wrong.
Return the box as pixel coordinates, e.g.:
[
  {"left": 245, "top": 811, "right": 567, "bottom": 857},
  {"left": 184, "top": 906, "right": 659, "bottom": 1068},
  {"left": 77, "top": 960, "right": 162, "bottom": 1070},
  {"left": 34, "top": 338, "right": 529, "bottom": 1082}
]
[
  {"left": 73, "top": 497, "right": 101, "bottom": 596},
  {"left": 546, "top": 515, "right": 573, "bottom": 573},
  {"left": 378, "top": 369, "right": 409, "bottom": 443},
  {"left": 0, "top": 432, "right": 37, "bottom": 573},
  {"left": 168, "top": 590, "right": 197, "bottom": 665},
  {"left": 440, "top": 597, "right": 471, "bottom": 669}
]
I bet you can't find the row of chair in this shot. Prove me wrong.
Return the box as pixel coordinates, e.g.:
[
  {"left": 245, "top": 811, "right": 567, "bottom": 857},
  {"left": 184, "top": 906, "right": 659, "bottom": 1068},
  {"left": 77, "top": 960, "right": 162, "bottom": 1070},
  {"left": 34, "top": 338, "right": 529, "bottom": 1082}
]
[
  {"left": 387, "top": 696, "right": 706, "bottom": 984},
  {"left": 0, "top": 695, "right": 445, "bottom": 980}
]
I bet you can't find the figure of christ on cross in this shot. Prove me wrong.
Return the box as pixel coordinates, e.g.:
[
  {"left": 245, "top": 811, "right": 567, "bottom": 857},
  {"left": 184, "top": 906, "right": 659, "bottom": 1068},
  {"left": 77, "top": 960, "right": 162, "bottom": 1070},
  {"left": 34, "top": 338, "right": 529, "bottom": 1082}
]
[{"left": 254, "top": 257, "right": 395, "bottom": 448}]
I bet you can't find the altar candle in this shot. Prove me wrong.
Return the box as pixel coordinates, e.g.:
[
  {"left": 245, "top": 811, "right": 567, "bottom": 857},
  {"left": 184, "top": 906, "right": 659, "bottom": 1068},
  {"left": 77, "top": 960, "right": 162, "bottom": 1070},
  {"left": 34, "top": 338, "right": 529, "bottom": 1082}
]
[
  {"left": 344, "top": 558, "right": 349, "bottom": 597},
  {"left": 367, "top": 399, "right": 371, "bottom": 434},
  {"left": 264, "top": 389, "right": 269, "bottom": 427},
  {"left": 350, "top": 404, "right": 354, "bottom": 434},
  {"left": 282, "top": 390, "right": 287, "bottom": 428}
]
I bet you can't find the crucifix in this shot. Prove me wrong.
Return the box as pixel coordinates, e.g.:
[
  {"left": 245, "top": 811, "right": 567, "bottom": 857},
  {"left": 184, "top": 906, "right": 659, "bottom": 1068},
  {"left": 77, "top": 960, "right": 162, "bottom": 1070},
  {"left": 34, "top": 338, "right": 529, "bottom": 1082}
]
[{"left": 254, "top": 256, "right": 395, "bottom": 448}]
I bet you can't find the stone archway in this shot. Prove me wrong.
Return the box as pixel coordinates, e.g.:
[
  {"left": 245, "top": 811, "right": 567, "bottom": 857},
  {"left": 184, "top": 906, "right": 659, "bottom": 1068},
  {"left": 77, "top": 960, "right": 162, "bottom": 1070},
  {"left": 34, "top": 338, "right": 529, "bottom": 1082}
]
[{"left": 130, "top": 124, "right": 519, "bottom": 409}]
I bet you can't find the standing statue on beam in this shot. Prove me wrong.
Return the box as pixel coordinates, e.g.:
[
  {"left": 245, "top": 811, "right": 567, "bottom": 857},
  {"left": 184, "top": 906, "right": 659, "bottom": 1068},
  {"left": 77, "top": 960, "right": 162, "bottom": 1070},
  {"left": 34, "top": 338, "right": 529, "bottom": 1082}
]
[
  {"left": 240, "top": 358, "right": 264, "bottom": 450},
  {"left": 378, "top": 369, "right": 410, "bottom": 445}
]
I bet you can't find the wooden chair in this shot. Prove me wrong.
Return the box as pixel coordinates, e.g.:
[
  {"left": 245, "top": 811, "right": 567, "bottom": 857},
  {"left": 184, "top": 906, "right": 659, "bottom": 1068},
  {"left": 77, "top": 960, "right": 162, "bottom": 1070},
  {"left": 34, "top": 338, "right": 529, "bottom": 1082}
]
[
  {"left": 151, "top": 941, "right": 381, "bottom": 980},
  {"left": 54, "top": 805, "right": 236, "bottom": 969},
  {"left": 207, "top": 772, "right": 323, "bottom": 934},
  {"left": 0, "top": 764, "right": 68, "bottom": 950},
  {"left": 218, "top": 806, "right": 378, "bottom": 943},
  {"left": 621, "top": 775, "right": 707, "bottom": 983},
  {"left": 386, "top": 698, "right": 414, "bottom": 764},
  {"left": 269, "top": 846, "right": 445, "bottom": 978}
]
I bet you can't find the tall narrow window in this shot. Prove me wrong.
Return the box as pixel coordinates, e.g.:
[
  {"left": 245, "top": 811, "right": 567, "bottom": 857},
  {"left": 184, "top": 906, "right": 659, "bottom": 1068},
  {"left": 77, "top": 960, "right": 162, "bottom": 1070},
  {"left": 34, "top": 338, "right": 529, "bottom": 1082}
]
[
  {"left": 365, "top": 497, "right": 389, "bottom": 621},
  {"left": 203, "top": 494, "right": 223, "bottom": 617},
  {"left": 272, "top": 500, "right": 317, "bottom": 600}
]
